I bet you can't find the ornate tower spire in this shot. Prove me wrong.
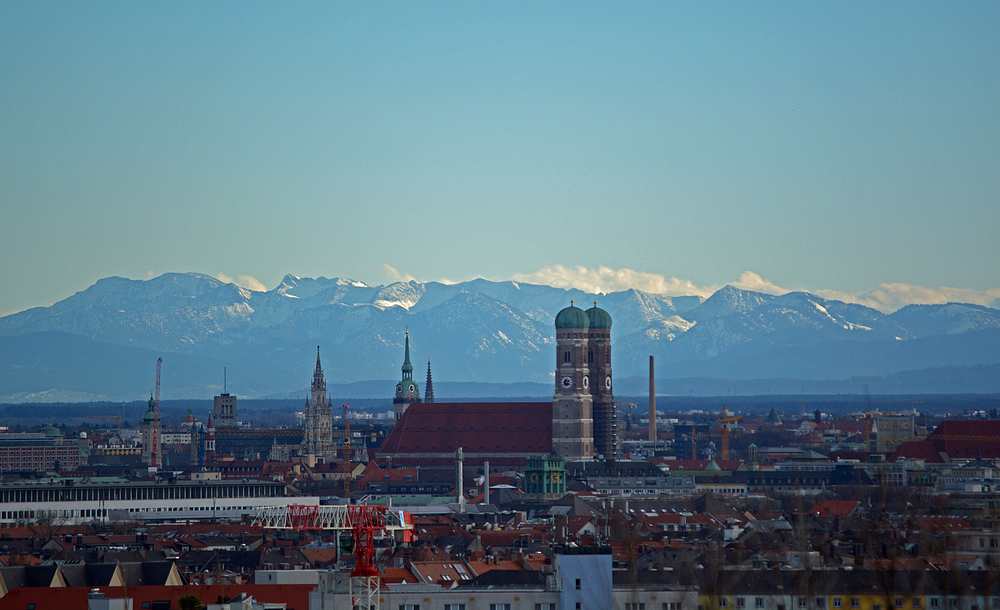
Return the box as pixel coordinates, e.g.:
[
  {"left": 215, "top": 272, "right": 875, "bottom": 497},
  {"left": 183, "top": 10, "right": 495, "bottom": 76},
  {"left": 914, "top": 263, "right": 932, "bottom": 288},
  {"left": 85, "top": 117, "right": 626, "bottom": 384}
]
[
  {"left": 394, "top": 328, "right": 421, "bottom": 421},
  {"left": 312, "top": 345, "right": 326, "bottom": 392},
  {"left": 401, "top": 328, "right": 413, "bottom": 382},
  {"left": 303, "top": 346, "right": 333, "bottom": 459},
  {"left": 425, "top": 359, "right": 435, "bottom": 403}
]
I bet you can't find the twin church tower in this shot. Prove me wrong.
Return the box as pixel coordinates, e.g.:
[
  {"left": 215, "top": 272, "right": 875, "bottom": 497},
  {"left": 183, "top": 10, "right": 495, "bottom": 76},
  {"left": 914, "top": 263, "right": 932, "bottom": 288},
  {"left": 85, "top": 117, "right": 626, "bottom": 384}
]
[
  {"left": 392, "top": 301, "right": 618, "bottom": 460},
  {"left": 553, "top": 301, "right": 617, "bottom": 459}
]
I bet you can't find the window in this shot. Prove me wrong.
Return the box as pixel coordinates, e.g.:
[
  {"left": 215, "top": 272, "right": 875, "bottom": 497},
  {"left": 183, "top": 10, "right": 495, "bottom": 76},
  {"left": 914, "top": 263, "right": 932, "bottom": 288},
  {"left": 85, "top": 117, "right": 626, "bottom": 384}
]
[
  {"left": 949, "top": 600, "right": 958, "bottom": 609},
  {"left": 818, "top": 600, "right": 826, "bottom": 609},
  {"left": 399, "top": 606, "right": 420, "bottom": 610},
  {"left": 852, "top": 599, "right": 861, "bottom": 608},
  {"left": 737, "top": 599, "right": 746, "bottom": 608},
  {"left": 800, "top": 599, "right": 808, "bottom": 608},
  {"left": 757, "top": 599, "right": 765, "bottom": 608},
  {"left": 896, "top": 600, "right": 904, "bottom": 609},
  {"left": 447, "top": 606, "right": 467, "bottom": 610},
  {"left": 534, "top": 605, "right": 555, "bottom": 610},
  {"left": 576, "top": 578, "right": 581, "bottom": 590},
  {"left": 834, "top": 600, "right": 842, "bottom": 609},
  {"left": 490, "top": 605, "right": 511, "bottom": 610},
  {"left": 931, "top": 600, "right": 940, "bottom": 609},
  {"left": 564, "top": 351, "right": 571, "bottom": 363},
  {"left": 720, "top": 600, "right": 728, "bottom": 608},
  {"left": 914, "top": 600, "right": 922, "bottom": 609},
  {"left": 991, "top": 599, "right": 1000, "bottom": 609}
]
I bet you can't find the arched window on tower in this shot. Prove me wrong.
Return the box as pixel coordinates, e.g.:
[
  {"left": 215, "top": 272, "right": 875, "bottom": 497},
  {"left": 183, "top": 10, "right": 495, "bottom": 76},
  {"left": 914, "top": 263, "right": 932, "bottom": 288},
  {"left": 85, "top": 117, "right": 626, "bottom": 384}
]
[
  {"left": 564, "top": 351, "right": 571, "bottom": 363},
  {"left": 588, "top": 350, "right": 594, "bottom": 364},
  {"left": 606, "top": 352, "right": 610, "bottom": 364}
]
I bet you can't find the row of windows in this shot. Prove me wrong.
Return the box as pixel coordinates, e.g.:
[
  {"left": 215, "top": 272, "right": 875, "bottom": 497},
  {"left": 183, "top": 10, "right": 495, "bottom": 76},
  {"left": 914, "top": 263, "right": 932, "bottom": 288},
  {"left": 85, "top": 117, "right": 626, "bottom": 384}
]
[
  {"left": 562, "top": 350, "right": 611, "bottom": 364},
  {"left": 558, "top": 332, "right": 610, "bottom": 339},
  {"left": 717, "top": 596, "right": 987, "bottom": 609},
  {"left": 0, "top": 448, "right": 77, "bottom": 454},
  {"left": 0, "top": 483, "right": 283, "bottom": 503},
  {"left": 0, "top": 503, "right": 267, "bottom": 520}
]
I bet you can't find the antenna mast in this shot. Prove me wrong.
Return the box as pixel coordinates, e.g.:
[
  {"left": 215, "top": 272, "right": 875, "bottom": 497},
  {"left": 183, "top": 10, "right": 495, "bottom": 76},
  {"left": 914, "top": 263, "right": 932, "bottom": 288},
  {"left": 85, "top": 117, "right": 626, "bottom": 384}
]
[{"left": 153, "top": 357, "right": 162, "bottom": 470}]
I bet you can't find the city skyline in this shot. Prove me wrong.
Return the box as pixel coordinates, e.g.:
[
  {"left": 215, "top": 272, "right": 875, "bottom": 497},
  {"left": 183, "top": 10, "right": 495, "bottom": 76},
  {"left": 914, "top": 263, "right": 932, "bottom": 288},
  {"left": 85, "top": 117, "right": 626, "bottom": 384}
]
[{"left": 2, "top": 3, "right": 998, "bottom": 316}]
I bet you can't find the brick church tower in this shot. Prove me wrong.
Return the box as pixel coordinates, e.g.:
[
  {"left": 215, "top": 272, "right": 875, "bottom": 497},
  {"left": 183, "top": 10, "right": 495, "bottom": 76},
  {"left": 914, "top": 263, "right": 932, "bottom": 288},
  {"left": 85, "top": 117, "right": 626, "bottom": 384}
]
[
  {"left": 552, "top": 302, "right": 596, "bottom": 460},
  {"left": 585, "top": 303, "right": 617, "bottom": 458}
]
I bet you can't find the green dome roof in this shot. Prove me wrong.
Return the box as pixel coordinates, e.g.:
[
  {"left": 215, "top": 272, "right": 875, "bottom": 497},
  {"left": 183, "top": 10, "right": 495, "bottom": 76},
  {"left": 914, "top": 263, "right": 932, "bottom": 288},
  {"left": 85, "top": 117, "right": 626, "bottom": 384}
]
[
  {"left": 585, "top": 305, "right": 612, "bottom": 329},
  {"left": 39, "top": 425, "right": 61, "bottom": 437},
  {"left": 143, "top": 408, "right": 156, "bottom": 423},
  {"left": 555, "top": 303, "right": 589, "bottom": 329}
]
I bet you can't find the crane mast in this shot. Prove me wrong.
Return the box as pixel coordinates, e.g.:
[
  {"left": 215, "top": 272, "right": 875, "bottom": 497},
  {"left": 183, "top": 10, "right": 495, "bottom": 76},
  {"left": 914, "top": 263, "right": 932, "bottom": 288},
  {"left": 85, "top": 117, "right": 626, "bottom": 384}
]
[
  {"left": 343, "top": 402, "right": 352, "bottom": 498},
  {"left": 718, "top": 405, "right": 742, "bottom": 461}
]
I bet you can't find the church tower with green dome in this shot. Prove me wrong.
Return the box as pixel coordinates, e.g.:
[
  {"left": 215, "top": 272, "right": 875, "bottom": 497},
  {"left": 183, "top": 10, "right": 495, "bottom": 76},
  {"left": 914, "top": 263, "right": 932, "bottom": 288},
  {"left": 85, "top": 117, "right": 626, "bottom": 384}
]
[
  {"left": 393, "top": 329, "right": 421, "bottom": 421},
  {"left": 586, "top": 302, "right": 617, "bottom": 459},
  {"left": 553, "top": 301, "right": 595, "bottom": 459},
  {"left": 141, "top": 393, "right": 157, "bottom": 467}
]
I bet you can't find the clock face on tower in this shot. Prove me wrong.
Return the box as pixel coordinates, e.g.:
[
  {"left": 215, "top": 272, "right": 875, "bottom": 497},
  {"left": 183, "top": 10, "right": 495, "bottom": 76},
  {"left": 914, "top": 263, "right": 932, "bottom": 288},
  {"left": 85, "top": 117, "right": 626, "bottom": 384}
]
[
  {"left": 396, "top": 384, "right": 403, "bottom": 393},
  {"left": 582, "top": 376, "right": 589, "bottom": 389},
  {"left": 409, "top": 384, "right": 415, "bottom": 392},
  {"left": 561, "top": 376, "right": 573, "bottom": 389},
  {"left": 605, "top": 376, "right": 612, "bottom": 390}
]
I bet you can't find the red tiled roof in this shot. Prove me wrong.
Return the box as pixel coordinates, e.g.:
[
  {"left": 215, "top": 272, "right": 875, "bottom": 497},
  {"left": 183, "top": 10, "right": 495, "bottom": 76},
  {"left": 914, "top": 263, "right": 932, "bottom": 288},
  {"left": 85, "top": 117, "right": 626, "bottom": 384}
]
[
  {"left": 382, "top": 566, "right": 419, "bottom": 585},
  {"left": 467, "top": 559, "right": 525, "bottom": 576},
  {"left": 377, "top": 402, "right": 552, "bottom": 456},
  {"left": 889, "top": 440, "right": 946, "bottom": 463},
  {"left": 808, "top": 500, "right": 859, "bottom": 518},
  {"left": 925, "top": 420, "right": 1000, "bottom": 460},
  {"left": 0, "top": 584, "right": 314, "bottom": 610},
  {"left": 300, "top": 548, "right": 338, "bottom": 567},
  {"left": 918, "top": 517, "right": 974, "bottom": 533}
]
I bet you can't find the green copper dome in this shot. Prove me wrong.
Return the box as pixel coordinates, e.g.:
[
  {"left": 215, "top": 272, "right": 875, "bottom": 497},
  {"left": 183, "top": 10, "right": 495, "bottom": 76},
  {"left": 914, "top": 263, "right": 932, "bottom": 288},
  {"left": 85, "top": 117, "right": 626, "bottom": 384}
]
[
  {"left": 585, "top": 304, "right": 612, "bottom": 329},
  {"left": 143, "top": 393, "right": 156, "bottom": 423},
  {"left": 555, "top": 303, "right": 590, "bottom": 329}
]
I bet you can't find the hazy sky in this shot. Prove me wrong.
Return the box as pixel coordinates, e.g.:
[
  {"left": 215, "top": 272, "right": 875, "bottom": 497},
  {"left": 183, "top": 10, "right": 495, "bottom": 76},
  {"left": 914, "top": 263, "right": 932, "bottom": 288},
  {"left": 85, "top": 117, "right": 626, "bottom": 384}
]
[{"left": 2, "top": 2, "right": 998, "bottom": 315}]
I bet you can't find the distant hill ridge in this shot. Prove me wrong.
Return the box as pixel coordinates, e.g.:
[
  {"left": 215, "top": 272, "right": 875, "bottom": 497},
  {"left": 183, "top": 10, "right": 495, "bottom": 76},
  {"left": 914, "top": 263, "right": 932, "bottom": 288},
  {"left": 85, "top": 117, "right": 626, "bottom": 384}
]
[{"left": 1, "top": 272, "right": 999, "bottom": 401}]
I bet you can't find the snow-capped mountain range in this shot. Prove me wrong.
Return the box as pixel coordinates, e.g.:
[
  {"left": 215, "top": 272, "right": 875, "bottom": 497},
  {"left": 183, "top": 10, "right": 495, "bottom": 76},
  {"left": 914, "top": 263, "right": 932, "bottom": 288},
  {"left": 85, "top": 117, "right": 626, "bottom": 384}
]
[{"left": 1, "top": 273, "right": 999, "bottom": 402}]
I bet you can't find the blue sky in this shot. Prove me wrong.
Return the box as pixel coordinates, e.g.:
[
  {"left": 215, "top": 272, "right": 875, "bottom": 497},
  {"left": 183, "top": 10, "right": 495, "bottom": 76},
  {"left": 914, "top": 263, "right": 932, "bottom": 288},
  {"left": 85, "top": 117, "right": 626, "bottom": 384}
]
[{"left": 2, "top": 2, "right": 998, "bottom": 315}]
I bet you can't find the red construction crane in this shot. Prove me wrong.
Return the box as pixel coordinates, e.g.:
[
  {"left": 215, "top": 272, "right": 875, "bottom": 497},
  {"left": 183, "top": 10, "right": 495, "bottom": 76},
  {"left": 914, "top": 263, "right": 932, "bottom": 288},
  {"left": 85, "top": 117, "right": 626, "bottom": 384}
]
[
  {"left": 343, "top": 403, "right": 351, "bottom": 498},
  {"left": 254, "top": 504, "right": 413, "bottom": 609},
  {"left": 153, "top": 357, "right": 162, "bottom": 470}
]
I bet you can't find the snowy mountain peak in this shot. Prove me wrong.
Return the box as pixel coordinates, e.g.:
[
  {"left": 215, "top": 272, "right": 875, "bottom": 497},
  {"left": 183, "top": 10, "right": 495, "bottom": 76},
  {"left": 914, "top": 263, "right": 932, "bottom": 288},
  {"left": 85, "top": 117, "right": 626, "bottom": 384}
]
[{"left": 1, "top": 272, "right": 998, "bottom": 399}]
